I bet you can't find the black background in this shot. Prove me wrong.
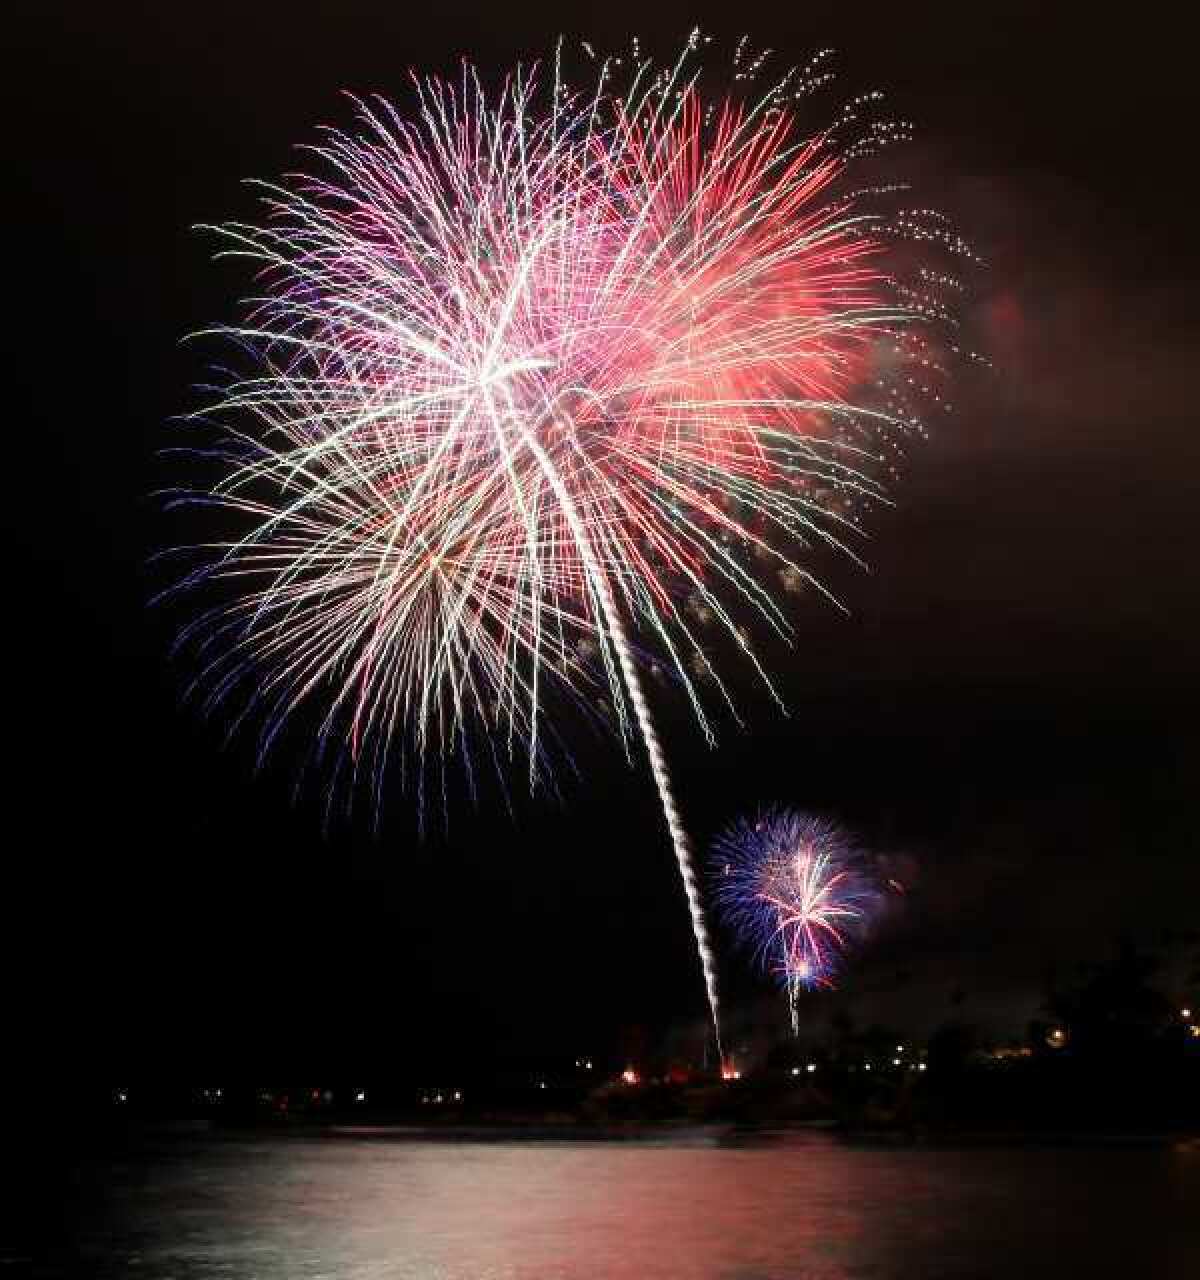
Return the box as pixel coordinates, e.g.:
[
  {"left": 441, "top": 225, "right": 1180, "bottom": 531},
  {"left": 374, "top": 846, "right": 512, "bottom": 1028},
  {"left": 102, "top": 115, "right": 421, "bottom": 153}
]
[{"left": 7, "top": 2, "right": 1198, "bottom": 1082}]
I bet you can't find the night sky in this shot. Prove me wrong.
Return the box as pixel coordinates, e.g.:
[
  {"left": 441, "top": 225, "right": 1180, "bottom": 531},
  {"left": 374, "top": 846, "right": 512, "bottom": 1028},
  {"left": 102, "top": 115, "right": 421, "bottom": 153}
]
[{"left": 9, "top": 2, "right": 1199, "bottom": 1082}]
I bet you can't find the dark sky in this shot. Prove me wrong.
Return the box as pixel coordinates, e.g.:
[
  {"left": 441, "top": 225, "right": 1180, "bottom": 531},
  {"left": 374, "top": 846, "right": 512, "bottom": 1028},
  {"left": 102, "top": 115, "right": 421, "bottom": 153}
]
[{"left": 8, "top": 2, "right": 1199, "bottom": 1079}]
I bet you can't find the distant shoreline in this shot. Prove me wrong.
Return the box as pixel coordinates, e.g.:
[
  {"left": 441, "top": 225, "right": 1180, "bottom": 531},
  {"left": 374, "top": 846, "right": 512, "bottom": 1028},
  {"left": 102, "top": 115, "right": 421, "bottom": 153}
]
[{"left": 86, "top": 1118, "right": 1200, "bottom": 1150}]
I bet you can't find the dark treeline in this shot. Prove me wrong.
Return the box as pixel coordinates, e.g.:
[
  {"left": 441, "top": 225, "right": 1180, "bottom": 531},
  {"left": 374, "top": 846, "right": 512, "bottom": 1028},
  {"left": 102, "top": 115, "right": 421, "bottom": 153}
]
[{"left": 63, "top": 937, "right": 1200, "bottom": 1140}]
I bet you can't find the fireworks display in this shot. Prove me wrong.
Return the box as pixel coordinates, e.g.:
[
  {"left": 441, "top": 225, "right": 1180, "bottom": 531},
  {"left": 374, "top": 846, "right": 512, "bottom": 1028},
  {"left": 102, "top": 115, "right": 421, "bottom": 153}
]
[
  {"left": 712, "top": 809, "right": 880, "bottom": 1029},
  {"left": 168, "top": 32, "right": 967, "bottom": 1050}
]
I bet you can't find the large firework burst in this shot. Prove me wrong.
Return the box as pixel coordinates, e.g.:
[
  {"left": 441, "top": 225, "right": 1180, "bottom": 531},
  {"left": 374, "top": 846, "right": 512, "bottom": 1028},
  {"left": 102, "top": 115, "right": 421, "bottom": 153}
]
[
  {"left": 166, "top": 33, "right": 968, "bottom": 1050},
  {"left": 712, "top": 809, "right": 880, "bottom": 1030}
]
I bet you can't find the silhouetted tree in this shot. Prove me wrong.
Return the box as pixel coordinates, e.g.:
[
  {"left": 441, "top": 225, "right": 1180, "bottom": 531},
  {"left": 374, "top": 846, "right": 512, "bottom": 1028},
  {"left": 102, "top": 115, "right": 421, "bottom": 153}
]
[{"left": 1049, "top": 937, "right": 1171, "bottom": 1060}]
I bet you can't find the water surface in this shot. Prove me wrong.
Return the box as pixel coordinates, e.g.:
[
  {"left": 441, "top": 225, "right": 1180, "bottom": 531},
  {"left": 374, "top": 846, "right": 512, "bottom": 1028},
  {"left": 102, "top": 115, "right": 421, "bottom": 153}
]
[{"left": 24, "top": 1131, "right": 1200, "bottom": 1277}]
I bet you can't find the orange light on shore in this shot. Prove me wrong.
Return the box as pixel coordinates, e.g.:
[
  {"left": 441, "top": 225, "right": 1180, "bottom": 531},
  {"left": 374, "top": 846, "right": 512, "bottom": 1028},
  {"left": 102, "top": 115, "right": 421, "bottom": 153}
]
[
  {"left": 721, "top": 1066, "right": 741, "bottom": 1081},
  {"left": 621, "top": 1068, "right": 639, "bottom": 1085}
]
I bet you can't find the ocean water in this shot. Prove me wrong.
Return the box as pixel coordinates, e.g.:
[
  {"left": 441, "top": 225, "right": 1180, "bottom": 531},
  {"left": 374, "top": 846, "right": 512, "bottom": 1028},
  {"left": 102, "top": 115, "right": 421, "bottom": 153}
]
[{"left": 16, "top": 1130, "right": 1200, "bottom": 1278}]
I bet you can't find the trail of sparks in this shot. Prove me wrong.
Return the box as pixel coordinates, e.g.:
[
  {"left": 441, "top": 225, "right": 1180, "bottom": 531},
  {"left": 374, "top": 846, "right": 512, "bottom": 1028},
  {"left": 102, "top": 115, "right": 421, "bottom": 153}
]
[{"left": 166, "top": 33, "right": 967, "bottom": 1049}]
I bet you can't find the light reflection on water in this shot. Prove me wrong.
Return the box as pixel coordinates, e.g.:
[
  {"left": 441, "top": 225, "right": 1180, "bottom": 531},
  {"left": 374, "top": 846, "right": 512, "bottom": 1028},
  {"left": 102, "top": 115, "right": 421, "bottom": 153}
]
[{"left": 46, "top": 1132, "right": 1200, "bottom": 1277}]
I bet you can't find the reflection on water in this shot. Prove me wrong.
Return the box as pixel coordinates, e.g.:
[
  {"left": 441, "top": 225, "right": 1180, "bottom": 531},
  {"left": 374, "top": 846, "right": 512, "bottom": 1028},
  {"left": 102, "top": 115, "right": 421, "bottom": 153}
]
[{"left": 25, "top": 1132, "right": 1200, "bottom": 1277}]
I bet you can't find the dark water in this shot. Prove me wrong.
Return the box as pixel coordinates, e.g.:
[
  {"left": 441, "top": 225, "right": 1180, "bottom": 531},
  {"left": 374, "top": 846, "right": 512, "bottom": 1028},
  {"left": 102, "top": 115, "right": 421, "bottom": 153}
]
[{"left": 19, "top": 1132, "right": 1200, "bottom": 1277}]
